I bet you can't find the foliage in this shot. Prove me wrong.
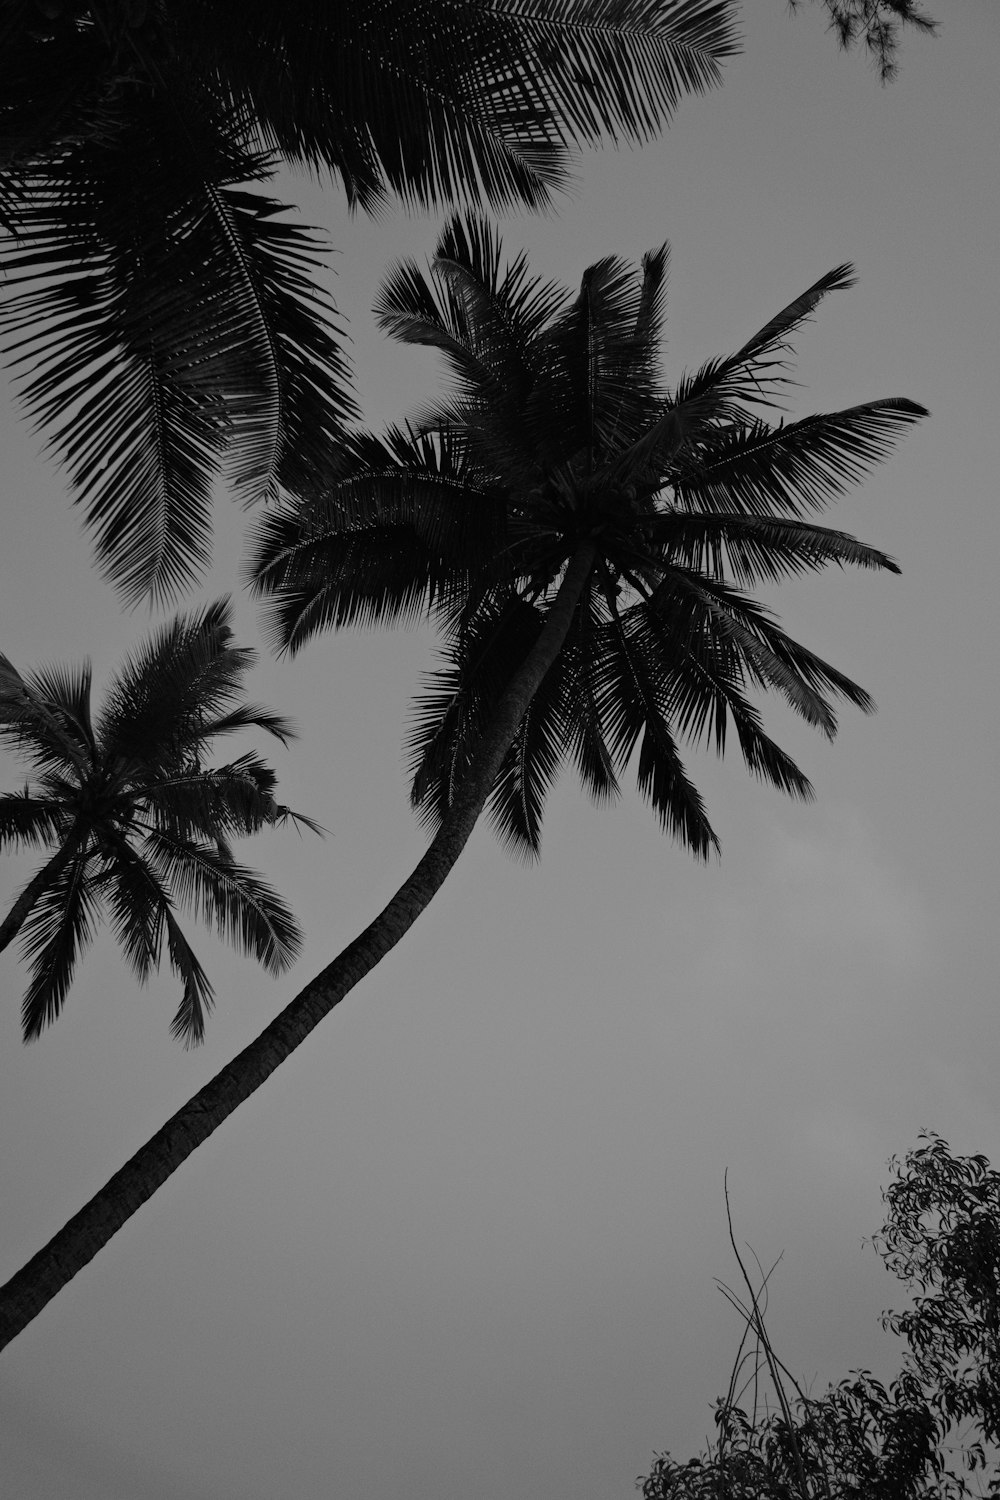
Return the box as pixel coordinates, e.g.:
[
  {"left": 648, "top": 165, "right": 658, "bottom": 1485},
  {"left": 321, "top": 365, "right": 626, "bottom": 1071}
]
[
  {"left": 251, "top": 214, "right": 925, "bottom": 860},
  {"left": 0, "top": 598, "right": 318, "bottom": 1043},
  {"left": 799, "top": 0, "right": 938, "bottom": 80},
  {"left": 639, "top": 1135, "right": 1000, "bottom": 1499},
  {"left": 0, "top": 0, "right": 737, "bottom": 602}
]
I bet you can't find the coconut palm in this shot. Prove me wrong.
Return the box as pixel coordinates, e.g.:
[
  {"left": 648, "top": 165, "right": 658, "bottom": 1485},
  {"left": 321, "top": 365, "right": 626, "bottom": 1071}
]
[
  {"left": 0, "top": 219, "right": 925, "bottom": 1351},
  {"left": 0, "top": 597, "right": 316, "bottom": 1044},
  {"left": 0, "top": 0, "right": 737, "bottom": 602}
]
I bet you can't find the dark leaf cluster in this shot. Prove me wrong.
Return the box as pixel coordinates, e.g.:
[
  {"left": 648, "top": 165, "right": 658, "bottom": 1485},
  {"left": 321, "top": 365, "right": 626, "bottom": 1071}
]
[
  {"left": 251, "top": 215, "right": 925, "bottom": 860},
  {"left": 639, "top": 1137, "right": 1000, "bottom": 1500},
  {"left": 0, "top": 598, "right": 317, "bottom": 1043},
  {"left": 0, "top": 0, "right": 737, "bottom": 601}
]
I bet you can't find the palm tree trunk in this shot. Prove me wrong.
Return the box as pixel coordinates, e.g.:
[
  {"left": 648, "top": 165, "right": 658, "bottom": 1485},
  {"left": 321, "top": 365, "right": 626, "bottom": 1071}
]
[
  {"left": 0, "top": 842, "right": 77, "bottom": 954},
  {"left": 0, "top": 544, "right": 597, "bottom": 1354}
]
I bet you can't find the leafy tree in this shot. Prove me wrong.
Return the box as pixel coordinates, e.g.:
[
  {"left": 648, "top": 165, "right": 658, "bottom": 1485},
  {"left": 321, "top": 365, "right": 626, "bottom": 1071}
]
[
  {"left": 0, "top": 0, "right": 737, "bottom": 602},
  {"left": 0, "top": 597, "right": 316, "bottom": 1044},
  {"left": 639, "top": 1134, "right": 1000, "bottom": 1499},
  {"left": 801, "top": 0, "right": 939, "bottom": 81},
  {"left": 0, "top": 217, "right": 925, "bottom": 1350}
]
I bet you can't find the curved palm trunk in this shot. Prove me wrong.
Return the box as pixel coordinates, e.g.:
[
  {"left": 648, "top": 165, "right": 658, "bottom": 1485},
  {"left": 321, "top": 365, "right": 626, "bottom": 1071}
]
[
  {"left": 0, "top": 842, "right": 78, "bottom": 954},
  {"left": 0, "top": 545, "right": 596, "bottom": 1353}
]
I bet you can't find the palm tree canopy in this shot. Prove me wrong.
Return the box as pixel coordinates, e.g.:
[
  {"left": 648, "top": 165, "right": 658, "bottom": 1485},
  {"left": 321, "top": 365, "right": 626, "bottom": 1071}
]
[
  {"left": 0, "top": 598, "right": 319, "bottom": 1043},
  {"left": 251, "top": 215, "right": 927, "bottom": 859},
  {"left": 0, "top": 0, "right": 737, "bottom": 603}
]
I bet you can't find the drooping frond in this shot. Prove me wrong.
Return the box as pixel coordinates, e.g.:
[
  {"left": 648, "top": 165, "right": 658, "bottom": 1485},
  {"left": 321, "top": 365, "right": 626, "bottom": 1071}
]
[
  {"left": 408, "top": 596, "right": 548, "bottom": 829},
  {"left": 249, "top": 429, "right": 503, "bottom": 654},
  {"left": 3, "top": 0, "right": 737, "bottom": 600},
  {"left": 192, "top": 0, "right": 738, "bottom": 210},
  {"left": 142, "top": 829, "right": 302, "bottom": 978},
  {"left": 618, "top": 598, "right": 816, "bottom": 799},
  {"left": 1, "top": 105, "right": 353, "bottom": 604},
  {"left": 591, "top": 603, "right": 719, "bottom": 856},
  {"left": 162, "top": 907, "right": 217, "bottom": 1047},
  {"left": 0, "top": 792, "right": 68, "bottom": 851},
  {"left": 19, "top": 849, "right": 100, "bottom": 1040}
]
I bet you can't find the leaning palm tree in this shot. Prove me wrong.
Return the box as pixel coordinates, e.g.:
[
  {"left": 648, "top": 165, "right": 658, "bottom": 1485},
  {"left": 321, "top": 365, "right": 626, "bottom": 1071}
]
[
  {"left": 0, "top": 0, "right": 737, "bottom": 602},
  {"left": 0, "top": 219, "right": 926, "bottom": 1352},
  {"left": 0, "top": 597, "right": 315, "bottom": 1044}
]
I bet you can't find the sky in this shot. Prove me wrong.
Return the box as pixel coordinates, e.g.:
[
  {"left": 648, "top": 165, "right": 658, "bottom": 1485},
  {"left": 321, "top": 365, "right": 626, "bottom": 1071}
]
[{"left": 1, "top": 4, "right": 998, "bottom": 1498}]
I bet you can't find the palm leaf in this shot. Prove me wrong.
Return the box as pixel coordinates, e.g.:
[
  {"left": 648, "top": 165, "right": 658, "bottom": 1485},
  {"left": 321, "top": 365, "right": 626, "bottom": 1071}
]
[
  {"left": 162, "top": 906, "right": 216, "bottom": 1047},
  {"left": 197, "top": 0, "right": 737, "bottom": 209},
  {"left": 1, "top": 105, "right": 351, "bottom": 603},
  {"left": 624, "top": 598, "right": 815, "bottom": 799},
  {"left": 96, "top": 599, "right": 252, "bottom": 763},
  {"left": 670, "top": 400, "right": 929, "bottom": 518},
  {"left": 0, "top": 791, "right": 67, "bottom": 850},
  {"left": 648, "top": 511, "right": 900, "bottom": 586},
  {"left": 591, "top": 601, "right": 719, "bottom": 855},
  {"left": 488, "top": 659, "right": 567, "bottom": 858},
  {"left": 142, "top": 828, "right": 302, "bottom": 977},
  {"left": 249, "top": 435, "right": 503, "bottom": 654},
  {"left": 19, "top": 848, "right": 100, "bottom": 1040}
]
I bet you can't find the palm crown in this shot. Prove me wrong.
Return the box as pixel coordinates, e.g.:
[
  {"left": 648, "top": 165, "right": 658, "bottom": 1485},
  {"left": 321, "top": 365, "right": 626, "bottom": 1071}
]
[
  {"left": 0, "top": 0, "right": 736, "bottom": 603},
  {"left": 0, "top": 598, "right": 316, "bottom": 1043},
  {"left": 252, "top": 216, "right": 927, "bottom": 859}
]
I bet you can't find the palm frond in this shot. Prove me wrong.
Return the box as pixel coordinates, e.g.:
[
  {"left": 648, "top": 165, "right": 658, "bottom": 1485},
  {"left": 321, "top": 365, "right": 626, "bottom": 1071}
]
[
  {"left": 649, "top": 510, "right": 900, "bottom": 586},
  {"left": 200, "top": 0, "right": 737, "bottom": 209},
  {"left": 0, "top": 791, "right": 67, "bottom": 850},
  {"left": 626, "top": 599, "right": 815, "bottom": 799},
  {"left": 141, "top": 753, "right": 291, "bottom": 841},
  {"left": 248, "top": 437, "right": 501, "bottom": 654},
  {"left": 670, "top": 400, "right": 928, "bottom": 517},
  {"left": 96, "top": 598, "right": 252, "bottom": 763},
  {"left": 488, "top": 659, "right": 566, "bottom": 858},
  {"left": 1, "top": 105, "right": 352, "bottom": 603},
  {"left": 409, "top": 595, "right": 545, "bottom": 828},
  {"left": 162, "top": 906, "right": 216, "bottom": 1047},
  {"left": 555, "top": 590, "right": 621, "bottom": 806},
  {"left": 0, "top": 653, "right": 96, "bottom": 774},
  {"left": 195, "top": 705, "right": 297, "bottom": 746},
  {"left": 19, "top": 849, "right": 100, "bottom": 1040},
  {"left": 653, "top": 571, "right": 873, "bottom": 734},
  {"left": 671, "top": 264, "right": 859, "bottom": 422},
  {"left": 99, "top": 840, "right": 169, "bottom": 988},
  {"left": 591, "top": 602, "right": 719, "bottom": 856},
  {"left": 142, "top": 828, "right": 302, "bottom": 977}
]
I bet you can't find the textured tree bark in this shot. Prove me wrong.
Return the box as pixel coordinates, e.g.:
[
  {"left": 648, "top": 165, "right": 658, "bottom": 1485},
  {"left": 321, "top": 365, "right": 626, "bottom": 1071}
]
[{"left": 0, "top": 544, "right": 596, "bottom": 1354}]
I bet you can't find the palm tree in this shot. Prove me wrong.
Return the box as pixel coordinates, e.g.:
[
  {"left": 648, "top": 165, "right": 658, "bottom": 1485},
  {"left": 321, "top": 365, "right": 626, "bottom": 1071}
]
[
  {"left": 0, "top": 597, "right": 316, "bottom": 1044},
  {"left": 0, "top": 0, "right": 737, "bottom": 602},
  {"left": 0, "top": 219, "right": 926, "bottom": 1352}
]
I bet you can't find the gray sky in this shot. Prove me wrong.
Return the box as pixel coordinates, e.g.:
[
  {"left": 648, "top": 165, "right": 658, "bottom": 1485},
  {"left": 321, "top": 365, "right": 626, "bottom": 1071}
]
[{"left": 1, "top": 5, "right": 998, "bottom": 1498}]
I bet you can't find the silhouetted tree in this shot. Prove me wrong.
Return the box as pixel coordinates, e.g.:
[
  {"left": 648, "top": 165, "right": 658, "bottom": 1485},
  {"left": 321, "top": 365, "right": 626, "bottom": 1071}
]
[
  {"left": 640, "top": 1134, "right": 1000, "bottom": 1499},
  {"left": 0, "top": 217, "right": 924, "bottom": 1351},
  {"left": 0, "top": 598, "right": 316, "bottom": 1043}
]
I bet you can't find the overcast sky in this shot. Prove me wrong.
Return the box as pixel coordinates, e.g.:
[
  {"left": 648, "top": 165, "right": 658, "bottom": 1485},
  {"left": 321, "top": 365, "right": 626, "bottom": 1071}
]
[{"left": 1, "top": 5, "right": 998, "bottom": 1498}]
